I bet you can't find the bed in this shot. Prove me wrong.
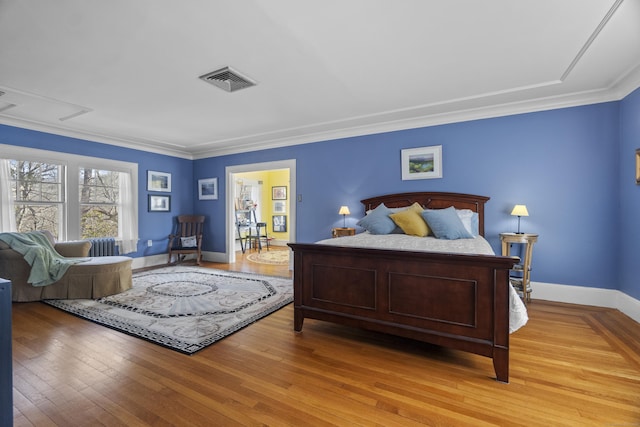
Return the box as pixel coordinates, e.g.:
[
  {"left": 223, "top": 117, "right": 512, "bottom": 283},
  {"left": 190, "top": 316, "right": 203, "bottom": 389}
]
[{"left": 288, "top": 192, "right": 526, "bottom": 382}]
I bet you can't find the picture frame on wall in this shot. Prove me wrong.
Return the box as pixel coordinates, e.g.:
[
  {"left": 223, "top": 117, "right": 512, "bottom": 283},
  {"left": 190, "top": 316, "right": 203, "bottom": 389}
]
[
  {"left": 272, "top": 215, "right": 287, "bottom": 232},
  {"left": 198, "top": 177, "right": 218, "bottom": 200},
  {"left": 272, "top": 186, "right": 287, "bottom": 200},
  {"left": 401, "top": 145, "right": 443, "bottom": 180},
  {"left": 147, "top": 170, "right": 171, "bottom": 192},
  {"left": 273, "top": 200, "right": 286, "bottom": 213},
  {"left": 148, "top": 194, "right": 171, "bottom": 212}
]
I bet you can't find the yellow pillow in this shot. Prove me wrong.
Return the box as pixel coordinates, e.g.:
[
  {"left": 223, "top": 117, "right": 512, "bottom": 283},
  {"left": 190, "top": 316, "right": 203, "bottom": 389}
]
[{"left": 389, "top": 203, "right": 430, "bottom": 236}]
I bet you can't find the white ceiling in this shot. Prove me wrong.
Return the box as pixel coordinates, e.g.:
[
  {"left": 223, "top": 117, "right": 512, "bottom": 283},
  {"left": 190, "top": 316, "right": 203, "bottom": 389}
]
[{"left": 1, "top": 0, "right": 639, "bottom": 159}]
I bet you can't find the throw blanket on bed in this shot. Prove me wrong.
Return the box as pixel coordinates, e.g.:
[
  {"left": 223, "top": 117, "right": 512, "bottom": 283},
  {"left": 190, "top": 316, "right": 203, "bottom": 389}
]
[
  {"left": 317, "top": 232, "right": 529, "bottom": 333},
  {"left": 0, "top": 232, "right": 87, "bottom": 287}
]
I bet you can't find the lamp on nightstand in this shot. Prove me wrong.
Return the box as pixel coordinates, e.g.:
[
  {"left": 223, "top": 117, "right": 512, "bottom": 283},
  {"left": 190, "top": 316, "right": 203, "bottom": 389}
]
[
  {"left": 338, "top": 206, "right": 350, "bottom": 228},
  {"left": 511, "top": 204, "right": 529, "bottom": 234}
]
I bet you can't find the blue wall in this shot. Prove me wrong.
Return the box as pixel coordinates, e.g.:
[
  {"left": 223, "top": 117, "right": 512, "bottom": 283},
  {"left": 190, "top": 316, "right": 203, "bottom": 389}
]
[
  {"left": 619, "top": 87, "right": 640, "bottom": 300},
  {"left": 197, "top": 102, "right": 621, "bottom": 290},
  {"left": 0, "top": 124, "right": 193, "bottom": 258},
  {"left": 1, "top": 90, "right": 637, "bottom": 297}
]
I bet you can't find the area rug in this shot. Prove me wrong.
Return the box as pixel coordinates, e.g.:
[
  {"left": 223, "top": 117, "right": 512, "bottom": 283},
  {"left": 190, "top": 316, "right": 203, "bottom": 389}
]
[
  {"left": 246, "top": 249, "right": 289, "bottom": 265},
  {"left": 44, "top": 266, "right": 293, "bottom": 354}
]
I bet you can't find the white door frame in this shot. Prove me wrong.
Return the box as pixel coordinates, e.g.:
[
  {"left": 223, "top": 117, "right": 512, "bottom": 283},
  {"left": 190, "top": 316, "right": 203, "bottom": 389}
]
[{"left": 225, "top": 159, "right": 296, "bottom": 263}]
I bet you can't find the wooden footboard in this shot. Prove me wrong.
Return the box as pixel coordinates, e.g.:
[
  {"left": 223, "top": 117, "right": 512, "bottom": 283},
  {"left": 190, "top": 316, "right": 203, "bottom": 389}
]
[{"left": 288, "top": 243, "right": 517, "bottom": 382}]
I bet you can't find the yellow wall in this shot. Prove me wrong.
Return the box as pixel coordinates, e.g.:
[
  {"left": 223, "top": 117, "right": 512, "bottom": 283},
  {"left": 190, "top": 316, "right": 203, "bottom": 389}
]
[{"left": 235, "top": 169, "right": 290, "bottom": 241}]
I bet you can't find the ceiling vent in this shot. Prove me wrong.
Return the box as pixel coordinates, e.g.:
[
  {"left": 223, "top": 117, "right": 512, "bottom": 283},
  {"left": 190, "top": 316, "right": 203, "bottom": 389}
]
[{"left": 199, "top": 66, "right": 256, "bottom": 92}]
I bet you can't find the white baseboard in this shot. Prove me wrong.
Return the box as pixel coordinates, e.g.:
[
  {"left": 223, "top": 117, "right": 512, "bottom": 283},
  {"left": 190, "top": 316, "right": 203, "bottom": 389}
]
[
  {"left": 132, "top": 251, "right": 229, "bottom": 269},
  {"left": 131, "top": 253, "right": 167, "bottom": 269},
  {"left": 533, "top": 281, "right": 640, "bottom": 323}
]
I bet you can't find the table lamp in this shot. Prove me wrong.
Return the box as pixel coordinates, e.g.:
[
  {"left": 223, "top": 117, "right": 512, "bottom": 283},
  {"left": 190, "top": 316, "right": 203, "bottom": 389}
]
[
  {"left": 510, "top": 204, "right": 529, "bottom": 234},
  {"left": 338, "top": 206, "right": 350, "bottom": 228}
]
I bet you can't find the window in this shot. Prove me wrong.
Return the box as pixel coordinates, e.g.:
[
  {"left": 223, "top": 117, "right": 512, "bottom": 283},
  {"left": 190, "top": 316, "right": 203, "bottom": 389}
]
[
  {"left": 10, "top": 160, "right": 64, "bottom": 238},
  {"left": 1, "top": 144, "right": 139, "bottom": 253},
  {"left": 79, "top": 168, "right": 119, "bottom": 239}
]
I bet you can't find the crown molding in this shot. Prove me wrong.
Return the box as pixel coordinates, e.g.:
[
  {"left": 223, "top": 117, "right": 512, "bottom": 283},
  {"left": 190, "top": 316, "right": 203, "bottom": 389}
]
[{"left": 3, "top": 74, "right": 639, "bottom": 161}]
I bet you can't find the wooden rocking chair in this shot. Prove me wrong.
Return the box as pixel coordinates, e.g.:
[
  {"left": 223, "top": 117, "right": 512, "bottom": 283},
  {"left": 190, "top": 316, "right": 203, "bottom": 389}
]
[{"left": 168, "top": 215, "right": 205, "bottom": 265}]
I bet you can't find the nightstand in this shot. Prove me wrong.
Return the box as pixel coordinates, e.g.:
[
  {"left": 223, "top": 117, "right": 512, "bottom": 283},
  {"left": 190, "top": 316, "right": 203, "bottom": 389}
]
[
  {"left": 332, "top": 227, "right": 355, "bottom": 238},
  {"left": 500, "top": 232, "right": 538, "bottom": 304}
]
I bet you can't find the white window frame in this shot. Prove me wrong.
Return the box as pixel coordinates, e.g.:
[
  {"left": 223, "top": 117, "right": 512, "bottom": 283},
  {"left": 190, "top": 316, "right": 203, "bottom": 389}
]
[{"left": 1, "top": 143, "right": 138, "bottom": 241}]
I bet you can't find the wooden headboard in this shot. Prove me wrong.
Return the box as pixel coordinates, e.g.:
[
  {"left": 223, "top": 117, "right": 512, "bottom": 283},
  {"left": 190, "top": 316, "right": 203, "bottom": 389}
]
[{"left": 360, "top": 192, "right": 490, "bottom": 237}]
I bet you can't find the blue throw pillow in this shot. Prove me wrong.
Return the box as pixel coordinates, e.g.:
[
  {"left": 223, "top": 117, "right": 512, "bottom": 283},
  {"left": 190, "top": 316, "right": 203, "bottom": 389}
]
[
  {"left": 357, "top": 203, "right": 396, "bottom": 234},
  {"left": 421, "top": 206, "right": 474, "bottom": 240}
]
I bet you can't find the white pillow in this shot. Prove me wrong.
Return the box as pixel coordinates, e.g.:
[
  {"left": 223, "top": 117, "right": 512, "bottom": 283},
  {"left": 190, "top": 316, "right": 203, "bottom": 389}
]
[
  {"left": 180, "top": 236, "right": 197, "bottom": 247},
  {"left": 456, "top": 209, "right": 478, "bottom": 236}
]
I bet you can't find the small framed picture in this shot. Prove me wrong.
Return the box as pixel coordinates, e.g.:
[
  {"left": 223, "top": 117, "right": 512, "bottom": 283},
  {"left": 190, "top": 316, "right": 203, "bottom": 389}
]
[
  {"left": 272, "top": 186, "right": 287, "bottom": 200},
  {"left": 272, "top": 215, "right": 287, "bottom": 232},
  {"left": 198, "top": 177, "right": 218, "bottom": 200},
  {"left": 273, "top": 201, "right": 286, "bottom": 213},
  {"left": 401, "top": 145, "right": 443, "bottom": 180},
  {"left": 148, "top": 194, "right": 171, "bottom": 212},
  {"left": 147, "top": 170, "right": 171, "bottom": 192}
]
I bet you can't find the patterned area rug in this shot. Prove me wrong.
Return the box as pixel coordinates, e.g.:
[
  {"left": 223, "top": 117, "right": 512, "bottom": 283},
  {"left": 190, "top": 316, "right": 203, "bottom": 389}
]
[
  {"left": 246, "top": 249, "right": 290, "bottom": 265},
  {"left": 44, "top": 266, "right": 293, "bottom": 354}
]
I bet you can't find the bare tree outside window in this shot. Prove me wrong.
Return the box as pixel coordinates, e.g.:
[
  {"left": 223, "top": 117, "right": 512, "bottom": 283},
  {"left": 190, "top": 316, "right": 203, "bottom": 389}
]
[
  {"left": 79, "top": 168, "right": 119, "bottom": 238},
  {"left": 9, "top": 160, "right": 63, "bottom": 238}
]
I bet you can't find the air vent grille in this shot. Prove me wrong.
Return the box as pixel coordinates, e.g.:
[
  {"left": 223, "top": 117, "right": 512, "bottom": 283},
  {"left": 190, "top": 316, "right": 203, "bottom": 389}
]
[{"left": 199, "top": 67, "right": 256, "bottom": 92}]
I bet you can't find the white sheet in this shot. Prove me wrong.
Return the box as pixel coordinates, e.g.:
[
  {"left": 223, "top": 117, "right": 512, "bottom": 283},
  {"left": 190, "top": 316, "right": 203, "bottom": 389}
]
[{"left": 317, "top": 232, "right": 528, "bottom": 333}]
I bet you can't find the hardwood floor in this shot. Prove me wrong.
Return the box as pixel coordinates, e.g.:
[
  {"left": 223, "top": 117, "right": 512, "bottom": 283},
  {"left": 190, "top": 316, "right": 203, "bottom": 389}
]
[{"left": 11, "top": 248, "right": 640, "bottom": 426}]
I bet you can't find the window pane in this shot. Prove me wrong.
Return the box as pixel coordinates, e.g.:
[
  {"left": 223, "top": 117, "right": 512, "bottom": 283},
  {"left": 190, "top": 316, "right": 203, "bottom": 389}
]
[
  {"left": 79, "top": 168, "right": 119, "bottom": 238},
  {"left": 14, "top": 204, "right": 61, "bottom": 239},
  {"left": 10, "top": 160, "right": 63, "bottom": 236},
  {"left": 81, "top": 205, "right": 118, "bottom": 238}
]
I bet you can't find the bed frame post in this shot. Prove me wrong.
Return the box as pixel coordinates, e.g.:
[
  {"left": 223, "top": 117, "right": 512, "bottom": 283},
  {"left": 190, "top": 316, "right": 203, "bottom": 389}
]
[{"left": 493, "top": 267, "right": 511, "bottom": 383}]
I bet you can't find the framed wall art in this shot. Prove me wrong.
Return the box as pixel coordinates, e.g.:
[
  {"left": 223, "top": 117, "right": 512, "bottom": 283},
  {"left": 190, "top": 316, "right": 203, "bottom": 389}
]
[
  {"left": 401, "top": 145, "right": 443, "bottom": 180},
  {"left": 147, "top": 170, "right": 171, "bottom": 192},
  {"left": 273, "top": 200, "right": 286, "bottom": 213},
  {"left": 198, "top": 177, "right": 218, "bottom": 200},
  {"left": 148, "top": 194, "right": 171, "bottom": 212},
  {"left": 272, "top": 215, "right": 287, "bottom": 232},
  {"left": 272, "top": 186, "right": 287, "bottom": 200}
]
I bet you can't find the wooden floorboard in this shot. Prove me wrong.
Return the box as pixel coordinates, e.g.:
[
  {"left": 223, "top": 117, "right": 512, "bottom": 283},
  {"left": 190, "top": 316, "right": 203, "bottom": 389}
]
[{"left": 11, "top": 247, "right": 640, "bottom": 426}]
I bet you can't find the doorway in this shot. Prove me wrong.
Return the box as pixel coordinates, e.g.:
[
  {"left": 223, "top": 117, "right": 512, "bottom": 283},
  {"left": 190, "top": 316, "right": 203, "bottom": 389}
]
[{"left": 226, "top": 159, "right": 296, "bottom": 264}]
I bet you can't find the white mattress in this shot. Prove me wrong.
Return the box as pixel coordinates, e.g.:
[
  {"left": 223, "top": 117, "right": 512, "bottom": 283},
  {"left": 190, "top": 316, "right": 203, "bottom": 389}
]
[{"left": 317, "top": 232, "right": 528, "bottom": 333}]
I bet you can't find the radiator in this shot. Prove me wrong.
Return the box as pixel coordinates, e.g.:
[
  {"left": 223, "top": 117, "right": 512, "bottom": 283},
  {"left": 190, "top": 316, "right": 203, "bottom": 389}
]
[{"left": 88, "top": 237, "right": 117, "bottom": 257}]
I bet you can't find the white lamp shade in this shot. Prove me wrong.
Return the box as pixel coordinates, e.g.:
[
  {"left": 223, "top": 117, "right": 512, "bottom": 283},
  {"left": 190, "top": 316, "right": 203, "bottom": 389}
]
[
  {"left": 511, "top": 205, "right": 529, "bottom": 217},
  {"left": 338, "top": 206, "right": 350, "bottom": 215}
]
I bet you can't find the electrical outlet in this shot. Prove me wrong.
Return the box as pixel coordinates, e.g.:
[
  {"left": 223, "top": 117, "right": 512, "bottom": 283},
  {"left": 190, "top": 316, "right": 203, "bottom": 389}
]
[{"left": 147, "top": 240, "right": 152, "bottom": 247}]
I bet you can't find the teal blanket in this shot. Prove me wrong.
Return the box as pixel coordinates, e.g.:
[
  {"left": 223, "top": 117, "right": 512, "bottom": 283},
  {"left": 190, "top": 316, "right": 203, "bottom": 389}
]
[{"left": 0, "top": 232, "right": 87, "bottom": 287}]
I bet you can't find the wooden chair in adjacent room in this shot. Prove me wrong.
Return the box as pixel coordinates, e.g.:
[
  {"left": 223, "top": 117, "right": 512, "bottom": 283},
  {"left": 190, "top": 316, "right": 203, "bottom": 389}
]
[
  {"left": 245, "top": 222, "right": 272, "bottom": 253},
  {"left": 168, "top": 215, "right": 205, "bottom": 265}
]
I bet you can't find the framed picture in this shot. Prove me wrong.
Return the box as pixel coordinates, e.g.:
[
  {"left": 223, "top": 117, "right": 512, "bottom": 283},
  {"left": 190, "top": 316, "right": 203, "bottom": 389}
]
[
  {"left": 401, "top": 145, "right": 443, "bottom": 180},
  {"left": 636, "top": 149, "right": 640, "bottom": 185},
  {"left": 198, "top": 177, "right": 218, "bottom": 200},
  {"left": 148, "top": 194, "right": 170, "bottom": 212},
  {"left": 273, "top": 200, "right": 286, "bottom": 213},
  {"left": 272, "top": 215, "right": 287, "bottom": 232},
  {"left": 272, "top": 186, "right": 287, "bottom": 200},
  {"left": 147, "top": 170, "right": 171, "bottom": 192}
]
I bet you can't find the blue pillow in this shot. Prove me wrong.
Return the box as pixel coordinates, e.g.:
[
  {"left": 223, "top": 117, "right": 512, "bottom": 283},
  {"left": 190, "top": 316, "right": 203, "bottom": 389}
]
[
  {"left": 357, "top": 203, "right": 396, "bottom": 234},
  {"left": 421, "top": 206, "right": 474, "bottom": 240}
]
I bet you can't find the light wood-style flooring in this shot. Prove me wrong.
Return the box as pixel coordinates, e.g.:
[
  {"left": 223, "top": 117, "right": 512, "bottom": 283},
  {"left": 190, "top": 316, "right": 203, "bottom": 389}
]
[{"left": 11, "top": 247, "right": 640, "bottom": 426}]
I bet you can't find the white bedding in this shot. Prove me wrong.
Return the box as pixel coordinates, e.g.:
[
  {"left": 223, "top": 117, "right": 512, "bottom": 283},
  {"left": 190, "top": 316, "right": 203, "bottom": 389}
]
[{"left": 317, "top": 232, "right": 528, "bottom": 333}]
